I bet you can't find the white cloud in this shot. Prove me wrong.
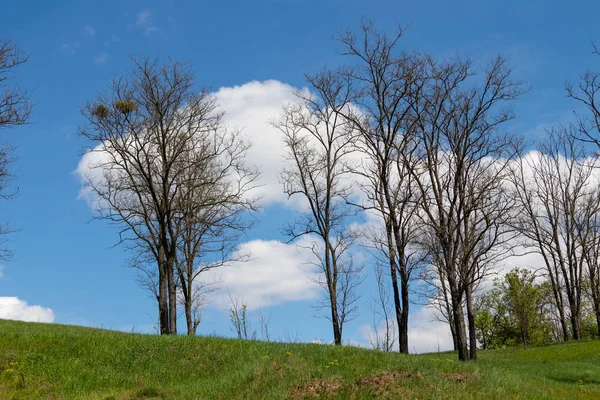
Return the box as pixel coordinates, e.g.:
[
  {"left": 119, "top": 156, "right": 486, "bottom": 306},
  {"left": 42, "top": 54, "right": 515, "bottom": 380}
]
[
  {"left": 75, "top": 144, "right": 111, "bottom": 210},
  {"left": 136, "top": 10, "right": 158, "bottom": 35},
  {"left": 214, "top": 80, "right": 306, "bottom": 208},
  {"left": 407, "top": 306, "right": 454, "bottom": 354},
  {"left": 75, "top": 80, "right": 306, "bottom": 209},
  {"left": 93, "top": 52, "right": 109, "bottom": 64},
  {"left": 84, "top": 25, "right": 96, "bottom": 37},
  {"left": 0, "top": 297, "right": 54, "bottom": 323},
  {"left": 358, "top": 306, "right": 454, "bottom": 354},
  {"left": 213, "top": 81, "right": 372, "bottom": 211},
  {"left": 204, "top": 237, "right": 321, "bottom": 310}
]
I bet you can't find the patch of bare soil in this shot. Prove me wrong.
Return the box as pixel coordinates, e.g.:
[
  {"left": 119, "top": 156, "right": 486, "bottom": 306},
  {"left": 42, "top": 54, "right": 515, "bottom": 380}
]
[
  {"left": 355, "top": 370, "right": 423, "bottom": 399},
  {"left": 293, "top": 378, "right": 342, "bottom": 399}
]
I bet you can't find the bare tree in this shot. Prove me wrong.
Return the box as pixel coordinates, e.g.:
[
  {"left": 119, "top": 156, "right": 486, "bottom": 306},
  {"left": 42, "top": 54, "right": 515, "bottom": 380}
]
[
  {"left": 510, "top": 128, "right": 597, "bottom": 340},
  {"left": 409, "top": 55, "right": 524, "bottom": 361},
  {"left": 80, "top": 57, "right": 240, "bottom": 334},
  {"left": 274, "top": 69, "right": 362, "bottom": 345},
  {"left": 335, "top": 22, "right": 428, "bottom": 354},
  {"left": 566, "top": 42, "right": 600, "bottom": 339},
  {"left": 177, "top": 277, "right": 221, "bottom": 336},
  {"left": 567, "top": 43, "right": 600, "bottom": 149},
  {"left": 258, "top": 308, "right": 272, "bottom": 342},
  {"left": 0, "top": 37, "right": 31, "bottom": 260},
  {"left": 579, "top": 192, "right": 600, "bottom": 336},
  {"left": 0, "top": 38, "right": 30, "bottom": 129},
  {"left": 172, "top": 125, "right": 258, "bottom": 335}
]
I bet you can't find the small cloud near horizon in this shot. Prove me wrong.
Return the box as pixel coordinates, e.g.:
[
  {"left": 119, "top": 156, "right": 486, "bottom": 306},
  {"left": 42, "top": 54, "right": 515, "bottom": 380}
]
[{"left": 0, "top": 297, "right": 54, "bottom": 323}]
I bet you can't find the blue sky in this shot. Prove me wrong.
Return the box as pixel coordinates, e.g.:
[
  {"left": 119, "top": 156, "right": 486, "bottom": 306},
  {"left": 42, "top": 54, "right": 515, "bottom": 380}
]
[{"left": 1, "top": 0, "right": 599, "bottom": 352}]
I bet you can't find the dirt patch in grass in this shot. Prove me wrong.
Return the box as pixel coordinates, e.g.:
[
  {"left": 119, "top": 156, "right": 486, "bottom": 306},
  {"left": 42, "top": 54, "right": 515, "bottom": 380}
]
[
  {"left": 444, "top": 371, "right": 479, "bottom": 384},
  {"left": 355, "top": 370, "right": 423, "bottom": 399},
  {"left": 358, "top": 370, "right": 422, "bottom": 385},
  {"left": 294, "top": 378, "right": 342, "bottom": 399}
]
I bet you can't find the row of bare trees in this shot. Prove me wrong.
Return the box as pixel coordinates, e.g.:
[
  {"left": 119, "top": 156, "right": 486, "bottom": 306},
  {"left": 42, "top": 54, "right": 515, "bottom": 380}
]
[
  {"left": 504, "top": 46, "right": 600, "bottom": 343},
  {"left": 70, "top": 22, "right": 600, "bottom": 361},
  {"left": 79, "top": 58, "right": 259, "bottom": 335},
  {"left": 277, "top": 22, "right": 600, "bottom": 361},
  {"left": 277, "top": 23, "right": 523, "bottom": 360},
  {"left": 419, "top": 47, "right": 600, "bottom": 358},
  {"left": 0, "top": 37, "right": 31, "bottom": 259},
  {"left": 4, "top": 24, "right": 600, "bottom": 361}
]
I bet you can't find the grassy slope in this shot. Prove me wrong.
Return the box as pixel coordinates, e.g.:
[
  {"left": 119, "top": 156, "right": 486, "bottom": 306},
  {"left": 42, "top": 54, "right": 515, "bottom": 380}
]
[{"left": 0, "top": 320, "right": 599, "bottom": 399}]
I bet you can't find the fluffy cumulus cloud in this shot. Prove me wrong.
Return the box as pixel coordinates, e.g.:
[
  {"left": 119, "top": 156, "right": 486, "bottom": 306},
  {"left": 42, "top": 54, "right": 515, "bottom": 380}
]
[
  {"left": 212, "top": 80, "right": 374, "bottom": 211},
  {"left": 203, "top": 237, "right": 322, "bottom": 310},
  {"left": 0, "top": 297, "right": 54, "bottom": 323},
  {"left": 359, "top": 306, "right": 454, "bottom": 354},
  {"left": 76, "top": 143, "right": 113, "bottom": 210},
  {"left": 213, "top": 80, "right": 306, "bottom": 207},
  {"left": 74, "top": 80, "right": 326, "bottom": 310},
  {"left": 407, "top": 306, "right": 454, "bottom": 353},
  {"left": 75, "top": 80, "right": 305, "bottom": 209}
]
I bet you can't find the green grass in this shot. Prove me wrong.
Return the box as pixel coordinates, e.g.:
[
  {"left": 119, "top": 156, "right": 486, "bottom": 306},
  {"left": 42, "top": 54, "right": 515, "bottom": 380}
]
[{"left": 0, "top": 319, "right": 599, "bottom": 399}]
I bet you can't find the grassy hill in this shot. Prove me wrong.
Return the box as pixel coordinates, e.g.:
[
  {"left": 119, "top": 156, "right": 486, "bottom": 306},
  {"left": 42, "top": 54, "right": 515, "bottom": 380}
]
[{"left": 0, "top": 320, "right": 599, "bottom": 399}]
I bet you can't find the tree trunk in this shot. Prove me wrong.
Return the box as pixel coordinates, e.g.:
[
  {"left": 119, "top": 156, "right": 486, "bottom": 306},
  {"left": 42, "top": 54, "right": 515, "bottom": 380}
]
[
  {"left": 452, "top": 301, "right": 469, "bottom": 361},
  {"left": 325, "top": 242, "right": 342, "bottom": 346},
  {"left": 183, "top": 275, "right": 195, "bottom": 336},
  {"left": 549, "top": 280, "right": 569, "bottom": 341},
  {"left": 389, "top": 263, "right": 404, "bottom": 352},
  {"left": 183, "top": 259, "right": 196, "bottom": 336},
  {"left": 449, "top": 278, "right": 468, "bottom": 361},
  {"left": 465, "top": 284, "right": 477, "bottom": 360},
  {"left": 167, "top": 253, "right": 177, "bottom": 335},
  {"left": 393, "top": 222, "right": 410, "bottom": 354},
  {"left": 570, "top": 304, "right": 582, "bottom": 340},
  {"left": 385, "top": 220, "right": 405, "bottom": 353},
  {"left": 399, "top": 272, "right": 410, "bottom": 354},
  {"left": 562, "top": 262, "right": 582, "bottom": 340},
  {"left": 558, "top": 306, "right": 569, "bottom": 341},
  {"left": 185, "top": 299, "right": 195, "bottom": 336},
  {"left": 448, "top": 310, "right": 458, "bottom": 351},
  {"left": 331, "top": 301, "right": 342, "bottom": 345},
  {"left": 382, "top": 201, "right": 408, "bottom": 354},
  {"left": 158, "top": 246, "right": 169, "bottom": 335}
]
